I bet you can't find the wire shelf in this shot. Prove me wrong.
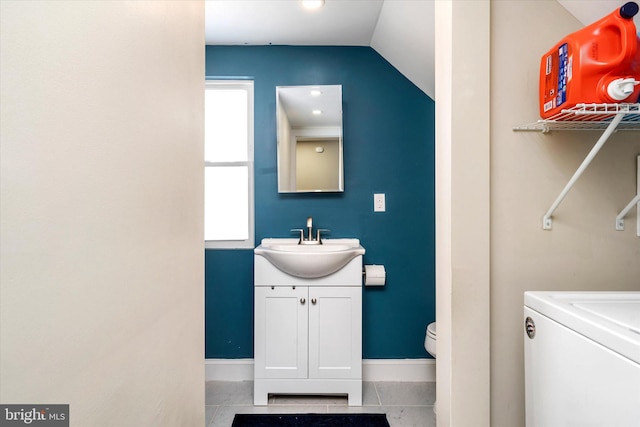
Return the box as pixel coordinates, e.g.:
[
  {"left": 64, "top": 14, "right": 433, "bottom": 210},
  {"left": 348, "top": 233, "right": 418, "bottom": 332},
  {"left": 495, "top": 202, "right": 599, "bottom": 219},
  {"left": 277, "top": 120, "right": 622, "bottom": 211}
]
[
  {"left": 514, "top": 103, "right": 639, "bottom": 232},
  {"left": 514, "top": 103, "right": 640, "bottom": 132}
]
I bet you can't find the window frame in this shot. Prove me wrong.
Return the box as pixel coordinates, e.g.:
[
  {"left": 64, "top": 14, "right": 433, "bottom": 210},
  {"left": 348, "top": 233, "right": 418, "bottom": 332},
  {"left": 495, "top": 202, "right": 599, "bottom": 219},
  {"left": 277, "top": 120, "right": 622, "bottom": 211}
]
[{"left": 204, "top": 80, "right": 255, "bottom": 249}]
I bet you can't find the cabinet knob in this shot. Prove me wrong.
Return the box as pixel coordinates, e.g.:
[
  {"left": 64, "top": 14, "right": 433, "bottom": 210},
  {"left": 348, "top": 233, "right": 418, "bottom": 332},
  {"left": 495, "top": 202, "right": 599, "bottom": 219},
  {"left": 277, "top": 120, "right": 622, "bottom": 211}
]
[
  {"left": 311, "top": 298, "right": 317, "bottom": 305},
  {"left": 300, "top": 298, "right": 306, "bottom": 304}
]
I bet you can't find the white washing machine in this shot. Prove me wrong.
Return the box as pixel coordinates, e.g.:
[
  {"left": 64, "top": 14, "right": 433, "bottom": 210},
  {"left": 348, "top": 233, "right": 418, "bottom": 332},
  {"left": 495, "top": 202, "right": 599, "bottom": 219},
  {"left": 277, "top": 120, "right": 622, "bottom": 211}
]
[{"left": 524, "top": 291, "right": 640, "bottom": 427}]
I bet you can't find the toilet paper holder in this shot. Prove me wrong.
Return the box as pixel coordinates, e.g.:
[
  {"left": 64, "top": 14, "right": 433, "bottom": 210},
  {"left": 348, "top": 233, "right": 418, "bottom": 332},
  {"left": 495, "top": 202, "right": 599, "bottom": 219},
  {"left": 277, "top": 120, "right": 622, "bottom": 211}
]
[{"left": 363, "top": 264, "right": 386, "bottom": 286}]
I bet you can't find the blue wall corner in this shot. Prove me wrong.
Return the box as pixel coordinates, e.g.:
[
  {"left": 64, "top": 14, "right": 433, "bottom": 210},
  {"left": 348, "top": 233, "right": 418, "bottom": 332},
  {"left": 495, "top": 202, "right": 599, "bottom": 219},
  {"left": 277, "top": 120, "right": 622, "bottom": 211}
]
[{"left": 205, "top": 46, "right": 435, "bottom": 359}]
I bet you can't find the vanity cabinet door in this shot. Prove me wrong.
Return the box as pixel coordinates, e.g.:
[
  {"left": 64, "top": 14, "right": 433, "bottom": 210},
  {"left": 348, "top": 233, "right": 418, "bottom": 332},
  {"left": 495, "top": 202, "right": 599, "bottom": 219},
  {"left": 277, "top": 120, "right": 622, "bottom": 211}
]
[
  {"left": 254, "top": 286, "right": 308, "bottom": 379},
  {"left": 308, "top": 286, "right": 362, "bottom": 380}
]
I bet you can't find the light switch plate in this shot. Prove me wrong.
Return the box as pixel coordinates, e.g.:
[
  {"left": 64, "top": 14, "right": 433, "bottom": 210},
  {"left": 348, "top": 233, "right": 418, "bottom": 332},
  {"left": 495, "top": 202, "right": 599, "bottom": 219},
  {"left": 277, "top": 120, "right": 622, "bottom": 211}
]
[{"left": 374, "top": 193, "right": 385, "bottom": 212}]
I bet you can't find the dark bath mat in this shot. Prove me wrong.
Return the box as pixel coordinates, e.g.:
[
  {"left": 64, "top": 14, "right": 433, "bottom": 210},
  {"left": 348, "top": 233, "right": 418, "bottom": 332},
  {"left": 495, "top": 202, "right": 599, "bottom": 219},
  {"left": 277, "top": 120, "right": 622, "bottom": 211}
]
[{"left": 231, "top": 413, "right": 391, "bottom": 427}]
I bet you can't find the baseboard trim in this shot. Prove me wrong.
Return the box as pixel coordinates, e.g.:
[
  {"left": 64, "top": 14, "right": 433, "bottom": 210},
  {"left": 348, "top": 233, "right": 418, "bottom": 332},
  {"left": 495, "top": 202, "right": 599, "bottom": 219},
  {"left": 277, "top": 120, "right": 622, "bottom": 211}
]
[
  {"left": 205, "top": 358, "right": 254, "bottom": 381},
  {"left": 205, "top": 358, "right": 435, "bottom": 382},
  {"left": 363, "top": 359, "right": 436, "bottom": 382}
]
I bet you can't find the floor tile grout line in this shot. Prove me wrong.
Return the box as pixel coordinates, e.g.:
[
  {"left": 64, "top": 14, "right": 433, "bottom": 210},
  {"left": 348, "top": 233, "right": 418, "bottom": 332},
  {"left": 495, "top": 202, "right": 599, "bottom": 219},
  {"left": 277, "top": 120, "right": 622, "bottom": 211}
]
[
  {"left": 373, "top": 382, "right": 383, "bottom": 406},
  {"left": 206, "top": 403, "right": 436, "bottom": 409},
  {"left": 206, "top": 405, "right": 220, "bottom": 427},
  {"left": 207, "top": 401, "right": 435, "bottom": 408}
]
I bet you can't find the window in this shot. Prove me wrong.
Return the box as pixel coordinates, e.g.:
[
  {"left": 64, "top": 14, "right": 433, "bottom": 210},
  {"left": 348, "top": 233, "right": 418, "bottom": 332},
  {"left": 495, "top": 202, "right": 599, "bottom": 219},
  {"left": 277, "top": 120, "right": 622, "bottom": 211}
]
[{"left": 205, "top": 80, "right": 254, "bottom": 249}]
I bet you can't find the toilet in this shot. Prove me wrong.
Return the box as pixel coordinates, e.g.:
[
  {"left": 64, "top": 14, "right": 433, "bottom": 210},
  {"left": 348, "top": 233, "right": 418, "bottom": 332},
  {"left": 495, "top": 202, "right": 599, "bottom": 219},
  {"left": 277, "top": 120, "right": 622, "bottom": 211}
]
[
  {"left": 425, "top": 322, "right": 437, "bottom": 414},
  {"left": 425, "top": 322, "right": 436, "bottom": 358}
]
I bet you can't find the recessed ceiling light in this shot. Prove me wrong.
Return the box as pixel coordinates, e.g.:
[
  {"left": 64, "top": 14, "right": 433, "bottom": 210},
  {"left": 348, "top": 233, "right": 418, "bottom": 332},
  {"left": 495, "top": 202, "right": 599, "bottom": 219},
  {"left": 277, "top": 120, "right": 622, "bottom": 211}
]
[
  {"left": 310, "top": 89, "right": 322, "bottom": 97},
  {"left": 301, "top": 0, "right": 325, "bottom": 10},
  {"left": 312, "top": 109, "right": 322, "bottom": 115}
]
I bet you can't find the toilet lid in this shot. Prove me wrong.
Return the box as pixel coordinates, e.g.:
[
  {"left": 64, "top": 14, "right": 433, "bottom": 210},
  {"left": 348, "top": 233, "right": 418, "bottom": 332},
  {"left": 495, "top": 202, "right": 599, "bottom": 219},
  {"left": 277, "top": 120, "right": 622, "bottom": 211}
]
[{"left": 427, "top": 322, "right": 436, "bottom": 338}]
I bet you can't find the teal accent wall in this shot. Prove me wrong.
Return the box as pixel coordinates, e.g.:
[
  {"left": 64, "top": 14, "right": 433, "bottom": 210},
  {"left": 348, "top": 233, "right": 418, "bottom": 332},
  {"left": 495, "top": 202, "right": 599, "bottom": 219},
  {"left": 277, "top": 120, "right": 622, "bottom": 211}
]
[{"left": 205, "top": 46, "right": 435, "bottom": 359}]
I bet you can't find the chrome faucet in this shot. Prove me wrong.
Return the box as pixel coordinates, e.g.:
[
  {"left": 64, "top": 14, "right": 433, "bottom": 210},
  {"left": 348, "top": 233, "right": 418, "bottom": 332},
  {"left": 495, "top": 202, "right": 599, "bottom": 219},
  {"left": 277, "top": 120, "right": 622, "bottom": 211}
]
[
  {"left": 306, "top": 216, "right": 313, "bottom": 243},
  {"left": 291, "top": 216, "right": 329, "bottom": 244}
]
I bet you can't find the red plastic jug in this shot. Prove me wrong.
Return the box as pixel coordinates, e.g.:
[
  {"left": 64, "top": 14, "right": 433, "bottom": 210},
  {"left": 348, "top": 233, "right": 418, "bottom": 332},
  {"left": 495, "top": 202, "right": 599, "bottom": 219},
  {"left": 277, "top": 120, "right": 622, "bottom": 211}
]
[{"left": 539, "top": 1, "right": 640, "bottom": 118}]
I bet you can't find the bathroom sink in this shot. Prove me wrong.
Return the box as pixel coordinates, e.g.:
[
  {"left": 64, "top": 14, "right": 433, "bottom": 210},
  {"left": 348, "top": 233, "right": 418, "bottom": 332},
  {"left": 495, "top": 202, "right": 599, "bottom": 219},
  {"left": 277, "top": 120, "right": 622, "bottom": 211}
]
[{"left": 254, "top": 238, "right": 365, "bottom": 278}]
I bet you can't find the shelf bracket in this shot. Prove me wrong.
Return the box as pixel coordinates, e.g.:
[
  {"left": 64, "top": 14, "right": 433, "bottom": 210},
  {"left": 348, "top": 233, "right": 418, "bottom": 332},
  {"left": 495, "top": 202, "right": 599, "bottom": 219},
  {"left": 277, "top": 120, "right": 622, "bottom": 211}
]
[
  {"left": 615, "top": 155, "right": 640, "bottom": 237},
  {"left": 542, "top": 112, "right": 625, "bottom": 230}
]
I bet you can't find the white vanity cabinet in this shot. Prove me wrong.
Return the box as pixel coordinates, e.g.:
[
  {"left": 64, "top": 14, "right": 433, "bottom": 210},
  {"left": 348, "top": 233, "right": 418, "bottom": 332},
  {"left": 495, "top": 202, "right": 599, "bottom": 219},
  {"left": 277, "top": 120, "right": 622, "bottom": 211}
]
[{"left": 253, "top": 253, "right": 363, "bottom": 406}]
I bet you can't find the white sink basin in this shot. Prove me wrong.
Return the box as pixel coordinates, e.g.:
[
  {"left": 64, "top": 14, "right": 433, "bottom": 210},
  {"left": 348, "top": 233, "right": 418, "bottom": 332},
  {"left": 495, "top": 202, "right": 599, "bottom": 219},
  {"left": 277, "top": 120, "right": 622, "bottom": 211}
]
[{"left": 254, "top": 238, "right": 365, "bottom": 278}]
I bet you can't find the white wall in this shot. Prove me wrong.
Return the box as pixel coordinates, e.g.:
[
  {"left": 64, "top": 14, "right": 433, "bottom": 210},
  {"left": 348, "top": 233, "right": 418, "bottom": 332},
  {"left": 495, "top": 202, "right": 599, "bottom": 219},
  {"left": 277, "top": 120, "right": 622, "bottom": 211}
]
[
  {"left": 491, "top": 1, "right": 640, "bottom": 426},
  {"left": 0, "top": 2, "right": 205, "bottom": 426},
  {"left": 435, "top": 1, "right": 491, "bottom": 426}
]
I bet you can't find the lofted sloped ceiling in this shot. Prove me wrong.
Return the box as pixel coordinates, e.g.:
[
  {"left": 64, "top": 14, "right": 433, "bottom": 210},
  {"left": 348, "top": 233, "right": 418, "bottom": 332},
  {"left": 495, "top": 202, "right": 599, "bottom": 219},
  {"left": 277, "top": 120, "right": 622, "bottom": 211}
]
[
  {"left": 206, "top": 0, "right": 384, "bottom": 46},
  {"left": 205, "top": 0, "right": 436, "bottom": 99},
  {"left": 206, "top": 0, "right": 636, "bottom": 101},
  {"left": 370, "top": 1, "right": 435, "bottom": 100}
]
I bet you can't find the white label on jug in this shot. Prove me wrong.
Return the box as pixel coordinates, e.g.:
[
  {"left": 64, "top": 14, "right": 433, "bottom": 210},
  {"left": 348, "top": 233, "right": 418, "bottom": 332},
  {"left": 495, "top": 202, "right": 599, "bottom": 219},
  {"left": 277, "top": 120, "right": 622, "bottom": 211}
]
[
  {"left": 557, "top": 43, "right": 568, "bottom": 107},
  {"left": 567, "top": 55, "right": 572, "bottom": 81},
  {"left": 546, "top": 55, "right": 552, "bottom": 75}
]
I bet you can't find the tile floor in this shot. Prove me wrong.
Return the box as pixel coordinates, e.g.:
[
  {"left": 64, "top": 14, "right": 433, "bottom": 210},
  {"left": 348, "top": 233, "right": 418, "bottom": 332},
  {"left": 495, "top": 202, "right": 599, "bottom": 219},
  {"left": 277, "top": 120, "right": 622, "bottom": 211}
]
[{"left": 205, "top": 381, "right": 436, "bottom": 427}]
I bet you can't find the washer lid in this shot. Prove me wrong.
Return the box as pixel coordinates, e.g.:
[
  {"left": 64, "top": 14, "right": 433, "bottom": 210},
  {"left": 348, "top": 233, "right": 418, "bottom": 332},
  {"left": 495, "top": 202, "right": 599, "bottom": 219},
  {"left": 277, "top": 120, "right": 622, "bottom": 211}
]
[{"left": 525, "top": 291, "right": 640, "bottom": 364}]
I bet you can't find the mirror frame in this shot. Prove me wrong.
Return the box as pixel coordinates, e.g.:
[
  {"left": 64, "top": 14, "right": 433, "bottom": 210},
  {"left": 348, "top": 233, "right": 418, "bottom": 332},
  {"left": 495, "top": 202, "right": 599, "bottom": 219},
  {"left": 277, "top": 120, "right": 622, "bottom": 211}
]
[{"left": 276, "top": 85, "right": 343, "bottom": 193}]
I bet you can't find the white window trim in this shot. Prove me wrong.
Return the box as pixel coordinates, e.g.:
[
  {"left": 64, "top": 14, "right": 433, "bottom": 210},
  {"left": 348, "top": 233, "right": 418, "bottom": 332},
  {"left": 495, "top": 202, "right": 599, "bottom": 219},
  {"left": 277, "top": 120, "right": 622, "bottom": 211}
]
[{"left": 205, "top": 80, "right": 254, "bottom": 249}]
